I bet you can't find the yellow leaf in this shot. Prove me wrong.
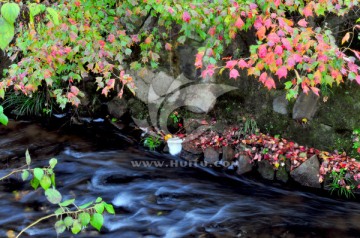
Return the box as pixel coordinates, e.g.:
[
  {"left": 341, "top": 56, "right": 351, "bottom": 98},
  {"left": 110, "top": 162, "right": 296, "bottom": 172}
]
[
  {"left": 164, "top": 134, "right": 172, "bottom": 141},
  {"left": 341, "top": 32, "right": 350, "bottom": 45}
]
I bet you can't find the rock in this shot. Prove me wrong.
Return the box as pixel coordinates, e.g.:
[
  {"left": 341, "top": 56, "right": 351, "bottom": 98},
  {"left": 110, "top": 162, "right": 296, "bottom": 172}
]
[
  {"left": 276, "top": 166, "right": 289, "bottom": 183},
  {"left": 236, "top": 155, "right": 253, "bottom": 175},
  {"left": 290, "top": 155, "right": 321, "bottom": 188},
  {"left": 180, "top": 150, "right": 202, "bottom": 162},
  {"left": 184, "top": 118, "right": 203, "bottom": 134},
  {"left": 0, "top": 50, "right": 11, "bottom": 80},
  {"left": 182, "top": 142, "right": 203, "bottom": 155},
  {"left": 177, "top": 45, "right": 199, "bottom": 80},
  {"left": 273, "top": 94, "right": 288, "bottom": 115},
  {"left": 258, "top": 160, "right": 275, "bottom": 180},
  {"left": 107, "top": 97, "right": 128, "bottom": 118},
  {"left": 222, "top": 146, "right": 235, "bottom": 163},
  {"left": 204, "top": 147, "right": 219, "bottom": 164},
  {"left": 184, "top": 84, "right": 236, "bottom": 113},
  {"left": 292, "top": 92, "right": 319, "bottom": 120},
  {"left": 163, "top": 144, "right": 169, "bottom": 153}
]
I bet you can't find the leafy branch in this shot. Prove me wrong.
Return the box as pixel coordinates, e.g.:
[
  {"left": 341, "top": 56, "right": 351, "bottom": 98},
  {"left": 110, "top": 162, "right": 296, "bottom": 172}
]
[{"left": 0, "top": 149, "right": 115, "bottom": 237}]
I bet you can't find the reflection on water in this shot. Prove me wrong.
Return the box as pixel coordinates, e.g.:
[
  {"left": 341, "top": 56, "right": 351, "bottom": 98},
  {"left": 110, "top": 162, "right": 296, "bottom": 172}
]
[{"left": 0, "top": 121, "right": 360, "bottom": 238}]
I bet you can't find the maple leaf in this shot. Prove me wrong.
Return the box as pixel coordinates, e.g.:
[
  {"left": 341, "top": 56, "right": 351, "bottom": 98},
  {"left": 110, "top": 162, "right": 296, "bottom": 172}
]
[
  {"left": 168, "top": 7, "right": 174, "bottom": 14},
  {"left": 165, "top": 43, "right": 172, "bottom": 51},
  {"left": 238, "top": 59, "right": 249, "bottom": 69},
  {"left": 256, "top": 26, "right": 266, "bottom": 40},
  {"left": 302, "top": 83, "right": 310, "bottom": 94},
  {"left": 70, "top": 86, "right": 79, "bottom": 96},
  {"left": 356, "top": 75, "right": 360, "bottom": 85},
  {"left": 298, "top": 19, "right": 308, "bottom": 27},
  {"left": 208, "top": 27, "right": 216, "bottom": 36},
  {"left": 235, "top": 17, "right": 244, "bottom": 29},
  {"left": 201, "top": 64, "right": 215, "bottom": 78},
  {"left": 276, "top": 66, "right": 287, "bottom": 79},
  {"left": 303, "top": 4, "right": 313, "bottom": 17},
  {"left": 310, "top": 87, "right": 320, "bottom": 96},
  {"left": 225, "top": 60, "right": 238, "bottom": 69},
  {"left": 281, "top": 38, "right": 292, "bottom": 51},
  {"left": 229, "top": 69, "right": 240, "bottom": 79},
  {"left": 265, "top": 76, "right": 276, "bottom": 90},
  {"left": 182, "top": 11, "right": 191, "bottom": 23},
  {"left": 107, "top": 34, "right": 115, "bottom": 43},
  {"left": 258, "top": 44, "right": 267, "bottom": 58},
  {"left": 274, "top": 45, "right": 283, "bottom": 55},
  {"left": 259, "top": 72, "right": 267, "bottom": 83}
]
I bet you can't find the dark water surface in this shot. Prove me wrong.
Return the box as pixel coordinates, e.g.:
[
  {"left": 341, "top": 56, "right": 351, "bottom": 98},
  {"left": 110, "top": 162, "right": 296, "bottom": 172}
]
[{"left": 0, "top": 121, "right": 360, "bottom": 238}]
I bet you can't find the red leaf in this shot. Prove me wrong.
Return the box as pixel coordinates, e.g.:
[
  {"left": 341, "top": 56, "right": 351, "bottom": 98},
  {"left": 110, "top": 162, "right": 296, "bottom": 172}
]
[
  {"left": 208, "top": 27, "right": 216, "bottom": 36},
  {"left": 281, "top": 38, "right": 292, "bottom": 51},
  {"left": 238, "top": 59, "right": 249, "bottom": 69},
  {"left": 276, "top": 67, "right": 287, "bottom": 79},
  {"left": 310, "top": 87, "right": 320, "bottom": 96},
  {"left": 356, "top": 75, "right": 360, "bottom": 85},
  {"left": 182, "top": 11, "right": 191, "bottom": 23},
  {"left": 70, "top": 86, "right": 79, "bottom": 96},
  {"left": 165, "top": 43, "right": 172, "bottom": 51},
  {"left": 259, "top": 72, "right": 268, "bottom": 83},
  {"left": 303, "top": 4, "right": 313, "bottom": 17},
  {"left": 298, "top": 19, "right": 308, "bottom": 27},
  {"left": 256, "top": 26, "right": 266, "bottom": 40},
  {"left": 107, "top": 34, "right": 115, "bottom": 43},
  {"left": 265, "top": 76, "right": 276, "bottom": 90},
  {"left": 274, "top": 45, "right": 283, "bottom": 55},
  {"left": 229, "top": 69, "right": 240, "bottom": 79},
  {"left": 225, "top": 60, "right": 238, "bottom": 69},
  {"left": 258, "top": 44, "right": 267, "bottom": 58},
  {"left": 235, "top": 17, "right": 244, "bottom": 29}
]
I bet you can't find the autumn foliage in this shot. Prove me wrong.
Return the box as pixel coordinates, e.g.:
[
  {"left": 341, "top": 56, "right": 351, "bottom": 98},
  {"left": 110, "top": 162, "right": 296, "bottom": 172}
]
[{"left": 0, "top": 0, "right": 360, "bottom": 108}]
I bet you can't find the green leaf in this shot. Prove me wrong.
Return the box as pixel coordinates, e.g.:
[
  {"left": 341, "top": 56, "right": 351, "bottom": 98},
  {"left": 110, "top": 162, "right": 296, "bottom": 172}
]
[
  {"left": 71, "top": 220, "right": 82, "bottom": 234},
  {"left": 50, "top": 173, "right": 56, "bottom": 187},
  {"left": 64, "top": 216, "right": 74, "bottom": 227},
  {"left": 45, "top": 188, "right": 62, "bottom": 204},
  {"left": 90, "top": 213, "right": 104, "bottom": 231},
  {"left": 79, "top": 212, "right": 91, "bottom": 226},
  {"left": 1, "top": 3, "right": 20, "bottom": 24},
  {"left": 30, "top": 178, "right": 40, "bottom": 189},
  {"left": 40, "top": 175, "right": 52, "bottom": 190},
  {"left": 49, "top": 158, "right": 57, "bottom": 168},
  {"left": 33, "top": 168, "right": 44, "bottom": 181},
  {"left": 105, "top": 203, "right": 115, "bottom": 214},
  {"left": 59, "top": 198, "right": 75, "bottom": 207},
  {"left": 54, "top": 208, "right": 63, "bottom": 216},
  {"left": 54, "top": 220, "right": 66, "bottom": 234},
  {"left": 0, "top": 17, "right": 14, "bottom": 50},
  {"left": 79, "top": 201, "right": 93, "bottom": 209},
  {"left": 0, "top": 114, "right": 8, "bottom": 126},
  {"left": 25, "top": 149, "right": 31, "bottom": 166},
  {"left": 21, "top": 170, "right": 30, "bottom": 181},
  {"left": 94, "top": 203, "right": 105, "bottom": 214},
  {"left": 46, "top": 7, "right": 59, "bottom": 25},
  {"left": 29, "top": 4, "right": 45, "bottom": 24},
  {"left": 95, "top": 197, "right": 102, "bottom": 203}
]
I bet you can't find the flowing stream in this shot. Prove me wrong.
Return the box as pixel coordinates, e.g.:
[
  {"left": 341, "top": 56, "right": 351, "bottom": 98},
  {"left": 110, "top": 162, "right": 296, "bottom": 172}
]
[{"left": 0, "top": 121, "right": 360, "bottom": 238}]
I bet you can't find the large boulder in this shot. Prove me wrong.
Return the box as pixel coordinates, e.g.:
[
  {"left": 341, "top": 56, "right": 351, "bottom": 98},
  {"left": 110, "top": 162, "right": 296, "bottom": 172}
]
[
  {"left": 290, "top": 155, "right": 321, "bottom": 188},
  {"left": 273, "top": 94, "right": 288, "bottom": 115},
  {"left": 258, "top": 160, "right": 275, "bottom": 180},
  {"left": 236, "top": 155, "right": 253, "bottom": 175},
  {"left": 107, "top": 97, "right": 128, "bottom": 118},
  {"left": 204, "top": 147, "right": 219, "bottom": 164},
  {"left": 276, "top": 166, "right": 289, "bottom": 183},
  {"left": 292, "top": 92, "right": 319, "bottom": 120},
  {"left": 222, "top": 146, "right": 235, "bottom": 163}
]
